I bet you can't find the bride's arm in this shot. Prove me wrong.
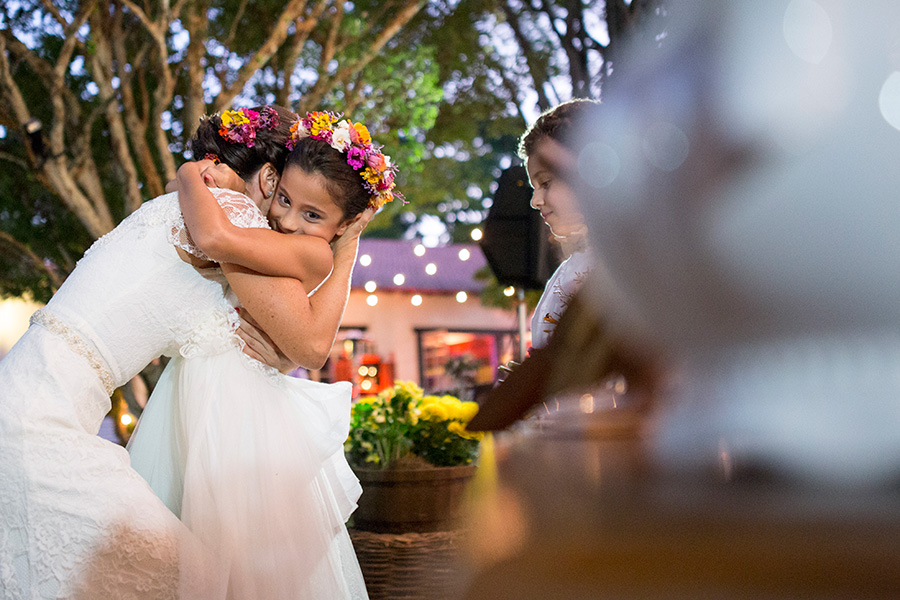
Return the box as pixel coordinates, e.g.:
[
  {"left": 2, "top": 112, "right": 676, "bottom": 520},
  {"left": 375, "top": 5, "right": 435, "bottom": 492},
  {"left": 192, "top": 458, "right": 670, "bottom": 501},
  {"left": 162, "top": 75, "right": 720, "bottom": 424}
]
[
  {"left": 220, "top": 209, "right": 374, "bottom": 369},
  {"left": 176, "top": 161, "right": 333, "bottom": 287}
]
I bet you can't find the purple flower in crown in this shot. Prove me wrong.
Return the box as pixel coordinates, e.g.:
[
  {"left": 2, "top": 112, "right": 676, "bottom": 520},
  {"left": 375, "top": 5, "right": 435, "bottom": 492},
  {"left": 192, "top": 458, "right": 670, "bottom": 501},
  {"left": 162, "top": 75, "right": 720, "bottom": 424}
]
[
  {"left": 346, "top": 146, "right": 367, "bottom": 170},
  {"left": 258, "top": 107, "right": 280, "bottom": 130}
]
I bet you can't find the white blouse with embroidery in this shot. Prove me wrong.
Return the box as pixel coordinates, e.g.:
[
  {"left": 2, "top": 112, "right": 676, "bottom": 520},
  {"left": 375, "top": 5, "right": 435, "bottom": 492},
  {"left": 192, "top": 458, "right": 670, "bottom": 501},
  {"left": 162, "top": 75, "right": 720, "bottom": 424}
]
[{"left": 530, "top": 248, "right": 593, "bottom": 350}]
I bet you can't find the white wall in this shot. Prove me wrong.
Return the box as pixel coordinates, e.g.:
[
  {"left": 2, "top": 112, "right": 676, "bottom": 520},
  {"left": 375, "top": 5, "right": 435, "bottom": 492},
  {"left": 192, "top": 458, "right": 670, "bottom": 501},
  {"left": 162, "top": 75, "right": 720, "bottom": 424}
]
[{"left": 0, "top": 298, "right": 43, "bottom": 358}]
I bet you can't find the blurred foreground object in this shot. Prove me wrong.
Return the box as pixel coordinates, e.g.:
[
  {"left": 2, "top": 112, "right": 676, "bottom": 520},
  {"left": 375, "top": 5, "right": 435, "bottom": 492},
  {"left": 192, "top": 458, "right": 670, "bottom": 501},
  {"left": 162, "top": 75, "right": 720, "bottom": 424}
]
[
  {"left": 575, "top": 0, "right": 900, "bottom": 486},
  {"left": 462, "top": 415, "right": 900, "bottom": 599},
  {"left": 460, "top": 2, "right": 900, "bottom": 597},
  {"left": 468, "top": 289, "right": 658, "bottom": 432}
]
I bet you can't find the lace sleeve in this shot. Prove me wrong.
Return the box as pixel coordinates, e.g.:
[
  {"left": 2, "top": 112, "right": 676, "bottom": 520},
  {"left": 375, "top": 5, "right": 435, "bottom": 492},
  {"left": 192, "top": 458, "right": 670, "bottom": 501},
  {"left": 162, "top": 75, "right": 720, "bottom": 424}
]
[{"left": 169, "top": 188, "right": 271, "bottom": 260}]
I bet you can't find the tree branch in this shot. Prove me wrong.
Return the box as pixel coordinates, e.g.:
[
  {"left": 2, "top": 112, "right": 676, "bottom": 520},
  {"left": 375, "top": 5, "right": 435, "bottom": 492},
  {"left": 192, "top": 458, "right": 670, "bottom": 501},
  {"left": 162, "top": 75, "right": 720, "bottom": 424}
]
[
  {"left": 0, "top": 230, "right": 64, "bottom": 293},
  {"left": 223, "top": 0, "right": 251, "bottom": 49},
  {"left": 112, "top": 10, "right": 163, "bottom": 198},
  {"left": 214, "top": 0, "right": 310, "bottom": 111},
  {"left": 89, "top": 11, "right": 143, "bottom": 214},
  {"left": 303, "top": 0, "right": 425, "bottom": 109},
  {"left": 497, "top": 0, "right": 552, "bottom": 111},
  {"left": 122, "top": 0, "right": 179, "bottom": 180},
  {"left": 184, "top": 0, "right": 210, "bottom": 140},
  {"left": 277, "top": 3, "right": 326, "bottom": 107}
]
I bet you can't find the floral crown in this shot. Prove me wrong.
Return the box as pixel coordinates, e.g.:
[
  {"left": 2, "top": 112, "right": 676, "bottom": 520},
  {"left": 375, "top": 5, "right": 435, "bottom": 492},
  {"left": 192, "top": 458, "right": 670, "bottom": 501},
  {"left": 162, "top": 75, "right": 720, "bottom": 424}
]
[
  {"left": 287, "top": 111, "right": 401, "bottom": 210},
  {"left": 216, "top": 107, "right": 280, "bottom": 148}
]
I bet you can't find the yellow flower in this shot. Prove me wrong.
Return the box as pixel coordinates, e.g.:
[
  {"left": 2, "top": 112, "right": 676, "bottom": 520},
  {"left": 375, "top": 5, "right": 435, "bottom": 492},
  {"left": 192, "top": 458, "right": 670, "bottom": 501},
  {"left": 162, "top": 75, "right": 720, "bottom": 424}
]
[
  {"left": 394, "top": 381, "right": 424, "bottom": 399},
  {"left": 447, "top": 421, "right": 466, "bottom": 436},
  {"left": 420, "top": 403, "right": 449, "bottom": 422},
  {"left": 361, "top": 167, "right": 381, "bottom": 185},
  {"left": 459, "top": 401, "right": 480, "bottom": 423},
  {"left": 308, "top": 111, "right": 336, "bottom": 137},
  {"left": 448, "top": 420, "right": 485, "bottom": 441},
  {"left": 353, "top": 122, "right": 372, "bottom": 145},
  {"left": 221, "top": 109, "right": 249, "bottom": 127}
]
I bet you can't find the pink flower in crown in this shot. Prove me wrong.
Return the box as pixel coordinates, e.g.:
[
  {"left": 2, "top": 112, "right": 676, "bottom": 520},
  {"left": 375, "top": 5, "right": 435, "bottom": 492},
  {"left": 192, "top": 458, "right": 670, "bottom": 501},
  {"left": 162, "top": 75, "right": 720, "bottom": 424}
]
[
  {"left": 366, "top": 152, "right": 387, "bottom": 172},
  {"left": 377, "top": 171, "right": 395, "bottom": 190},
  {"left": 346, "top": 146, "right": 367, "bottom": 170}
]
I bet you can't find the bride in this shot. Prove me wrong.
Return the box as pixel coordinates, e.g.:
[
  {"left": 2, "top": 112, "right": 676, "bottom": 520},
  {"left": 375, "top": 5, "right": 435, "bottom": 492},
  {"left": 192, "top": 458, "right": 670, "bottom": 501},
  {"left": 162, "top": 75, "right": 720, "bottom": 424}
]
[{"left": 0, "top": 105, "right": 370, "bottom": 598}]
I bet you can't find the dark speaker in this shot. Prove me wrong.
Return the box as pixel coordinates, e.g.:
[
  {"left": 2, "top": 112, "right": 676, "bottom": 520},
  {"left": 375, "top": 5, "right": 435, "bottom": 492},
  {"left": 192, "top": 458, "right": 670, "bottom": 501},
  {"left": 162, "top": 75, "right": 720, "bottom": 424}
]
[{"left": 480, "top": 165, "right": 561, "bottom": 290}]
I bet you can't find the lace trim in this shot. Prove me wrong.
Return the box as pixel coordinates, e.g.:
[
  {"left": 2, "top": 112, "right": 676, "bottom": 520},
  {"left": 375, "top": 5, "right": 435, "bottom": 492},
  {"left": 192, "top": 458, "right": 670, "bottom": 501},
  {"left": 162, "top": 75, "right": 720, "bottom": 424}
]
[
  {"left": 238, "top": 350, "right": 287, "bottom": 385},
  {"left": 169, "top": 188, "right": 271, "bottom": 261},
  {"left": 30, "top": 309, "right": 116, "bottom": 396}
]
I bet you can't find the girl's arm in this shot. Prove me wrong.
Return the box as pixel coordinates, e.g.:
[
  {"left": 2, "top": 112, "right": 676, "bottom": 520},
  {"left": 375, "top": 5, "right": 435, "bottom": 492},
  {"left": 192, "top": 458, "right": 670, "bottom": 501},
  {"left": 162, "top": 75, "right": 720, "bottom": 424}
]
[
  {"left": 176, "top": 161, "right": 333, "bottom": 288},
  {"left": 220, "top": 208, "right": 375, "bottom": 369}
]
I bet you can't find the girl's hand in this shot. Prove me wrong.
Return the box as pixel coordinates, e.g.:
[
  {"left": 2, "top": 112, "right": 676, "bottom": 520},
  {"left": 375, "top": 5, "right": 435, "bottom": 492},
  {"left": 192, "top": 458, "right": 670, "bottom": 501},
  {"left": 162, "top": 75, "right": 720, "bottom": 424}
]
[
  {"left": 236, "top": 307, "right": 298, "bottom": 373},
  {"left": 331, "top": 207, "right": 376, "bottom": 258}
]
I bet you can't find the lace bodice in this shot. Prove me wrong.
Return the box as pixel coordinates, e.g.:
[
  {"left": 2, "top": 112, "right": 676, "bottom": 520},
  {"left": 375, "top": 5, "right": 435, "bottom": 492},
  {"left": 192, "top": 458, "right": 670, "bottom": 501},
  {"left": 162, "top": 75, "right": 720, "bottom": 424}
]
[
  {"left": 44, "top": 189, "right": 270, "bottom": 388},
  {"left": 531, "top": 249, "right": 593, "bottom": 349}
]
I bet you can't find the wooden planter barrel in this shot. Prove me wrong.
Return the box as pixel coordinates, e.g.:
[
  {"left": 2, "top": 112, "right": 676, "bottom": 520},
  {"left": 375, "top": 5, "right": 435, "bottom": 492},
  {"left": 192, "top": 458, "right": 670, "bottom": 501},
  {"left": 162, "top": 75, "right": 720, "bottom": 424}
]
[{"left": 352, "top": 464, "right": 476, "bottom": 533}]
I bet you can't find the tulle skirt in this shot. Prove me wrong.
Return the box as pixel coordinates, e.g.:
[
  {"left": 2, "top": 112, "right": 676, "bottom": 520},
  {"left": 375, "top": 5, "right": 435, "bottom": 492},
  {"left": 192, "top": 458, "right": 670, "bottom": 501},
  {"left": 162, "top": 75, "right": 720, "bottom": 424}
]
[{"left": 127, "top": 349, "right": 367, "bottom": 600}]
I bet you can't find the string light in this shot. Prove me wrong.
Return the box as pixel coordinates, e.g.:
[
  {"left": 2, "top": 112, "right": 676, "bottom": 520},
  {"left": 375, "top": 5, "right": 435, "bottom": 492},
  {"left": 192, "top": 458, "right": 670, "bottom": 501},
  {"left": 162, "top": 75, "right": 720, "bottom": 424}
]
[
  {"left": 359, "top": 254, "right": 372, "bottom": 266},
  {"left": 414, "top": 244, "right": 426, "bottom": 257},
  {"left": 458, "top": 248, "right": 471, "bottom": 261},
  {"left": 411, "top": 294, "right": 423, "bottom": 306},
  {"left": 425, "top": 263, "right": 437, "bottom": 275},
  {"left": 120, "top": 413, "right": 133, "bottom": 426},
  {"left": 456, "top": 291, "right": 468, "bottom": 303},
  {"left": 393, "top": 273, "right": 406, "bottom": 285},
  {"left": 470, "top": 228, "right": 483, "bottom": 241},
  {"left": 366, "top": 294, "right": 378, "bottom": 306},
  {"left": 364, "top": 280, "right": 377, "bottom": 293},
  {"left": 503, "top": 286, "right": 516, "bottom": 297}
]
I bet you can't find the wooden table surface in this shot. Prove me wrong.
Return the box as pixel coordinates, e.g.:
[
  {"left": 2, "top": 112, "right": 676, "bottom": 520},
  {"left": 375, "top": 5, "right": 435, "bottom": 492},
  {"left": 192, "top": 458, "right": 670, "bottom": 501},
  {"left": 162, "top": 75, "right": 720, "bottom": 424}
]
[{"left": 458, "top": 410, "right": 900, "bottom": 599}]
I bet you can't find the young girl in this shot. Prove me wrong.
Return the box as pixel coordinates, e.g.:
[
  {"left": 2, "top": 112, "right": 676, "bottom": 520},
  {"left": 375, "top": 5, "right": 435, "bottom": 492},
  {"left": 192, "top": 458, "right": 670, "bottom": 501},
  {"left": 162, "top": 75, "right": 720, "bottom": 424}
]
[
  {"left": 518, "top": 99, "right": 599, "bottom": 350},
  {"left": 128, "top": 111, "right": 399, "bottom": 599}
]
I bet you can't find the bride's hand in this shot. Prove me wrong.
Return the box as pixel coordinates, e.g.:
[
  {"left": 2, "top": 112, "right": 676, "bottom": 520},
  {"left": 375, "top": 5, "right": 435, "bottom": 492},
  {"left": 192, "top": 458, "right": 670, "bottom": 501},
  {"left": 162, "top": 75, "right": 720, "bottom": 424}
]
[{"left": 235, "top": 307, "right": 298, "bottom": 373}]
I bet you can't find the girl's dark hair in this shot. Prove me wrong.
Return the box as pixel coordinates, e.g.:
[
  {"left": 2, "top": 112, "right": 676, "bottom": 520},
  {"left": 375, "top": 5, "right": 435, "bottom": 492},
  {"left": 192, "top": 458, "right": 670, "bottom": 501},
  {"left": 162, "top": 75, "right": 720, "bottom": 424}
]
[
  {"left": 190, "top": 105, "right": 296, "bottom": 181},
  {"left": 284, "top": 137, "right": 370, "bottom": 220},
  {"left": 517, "top": 98, "right": 601, "bottom": 160}
]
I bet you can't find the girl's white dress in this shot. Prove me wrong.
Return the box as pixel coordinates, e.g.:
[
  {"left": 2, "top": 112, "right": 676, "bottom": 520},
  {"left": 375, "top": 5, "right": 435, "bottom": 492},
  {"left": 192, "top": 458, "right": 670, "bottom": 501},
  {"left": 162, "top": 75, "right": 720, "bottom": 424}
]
[
  {"left": 126, "top": 197, "right": 367, "bottom": 599},
  {"left": 0, "top": 189, "right": 255, "bottom": 599}
]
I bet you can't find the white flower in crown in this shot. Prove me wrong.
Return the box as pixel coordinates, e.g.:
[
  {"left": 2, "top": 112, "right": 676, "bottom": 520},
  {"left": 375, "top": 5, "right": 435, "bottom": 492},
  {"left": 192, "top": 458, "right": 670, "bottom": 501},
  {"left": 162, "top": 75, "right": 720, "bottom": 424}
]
[
  {"left": 384, "top": 154, "right": 393, "bottom": 169},
  {"left": 286, "top": 119, "right": 310, "bottom": 149},
  {"left": 331, "top": 120, "right": 353, "bottom": 152}
]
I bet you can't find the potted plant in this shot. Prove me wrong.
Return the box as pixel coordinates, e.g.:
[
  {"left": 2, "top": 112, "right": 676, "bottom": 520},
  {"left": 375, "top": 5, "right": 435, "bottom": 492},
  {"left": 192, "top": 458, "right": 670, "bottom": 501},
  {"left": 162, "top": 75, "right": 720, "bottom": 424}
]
[{"left": 345, "top": 381, "right": 483, "bottom": 532}]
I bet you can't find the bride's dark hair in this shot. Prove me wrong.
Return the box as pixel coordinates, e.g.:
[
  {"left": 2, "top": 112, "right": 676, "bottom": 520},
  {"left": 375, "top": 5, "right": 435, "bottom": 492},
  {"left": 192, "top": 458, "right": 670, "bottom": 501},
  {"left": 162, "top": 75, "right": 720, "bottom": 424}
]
[
  {"left": 190, "top": 105, "right": 297, "bottom": 180},
  {"left": 285, "top": 137, "right": 371, "bottom": 220}
]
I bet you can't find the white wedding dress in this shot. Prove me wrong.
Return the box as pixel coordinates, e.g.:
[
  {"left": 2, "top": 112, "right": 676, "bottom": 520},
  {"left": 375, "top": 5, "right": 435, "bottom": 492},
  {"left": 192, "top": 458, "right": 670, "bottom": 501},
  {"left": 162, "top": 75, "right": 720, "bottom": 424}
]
[
  {"left": 0, "top": 190, "right": 252, "bottom": 599},
  {"left": 0, "top": 188, "right": 366, "bottom": 599},
  {"left": 127, "top": 233, "right": 367, "bottom": 598}
]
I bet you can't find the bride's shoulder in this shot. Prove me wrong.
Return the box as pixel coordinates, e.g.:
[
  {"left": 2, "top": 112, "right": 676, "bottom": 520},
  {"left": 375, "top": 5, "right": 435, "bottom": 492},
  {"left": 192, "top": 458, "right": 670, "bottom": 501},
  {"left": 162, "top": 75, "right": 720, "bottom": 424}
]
[{"left": 208, "top": 188, "right": 269, "bottom": 230}]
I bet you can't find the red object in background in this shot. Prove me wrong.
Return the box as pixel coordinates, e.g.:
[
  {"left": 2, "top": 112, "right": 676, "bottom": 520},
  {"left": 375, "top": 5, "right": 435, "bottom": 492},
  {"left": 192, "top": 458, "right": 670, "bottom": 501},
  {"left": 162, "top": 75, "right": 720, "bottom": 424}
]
[
  {"left": 358, "top": 353, "right": 394, "bottom": 395},
  {"left": 335, "top": 351, "right": 355, "bottom": 383}
]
